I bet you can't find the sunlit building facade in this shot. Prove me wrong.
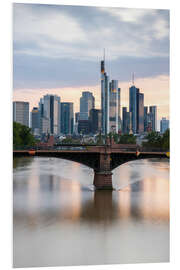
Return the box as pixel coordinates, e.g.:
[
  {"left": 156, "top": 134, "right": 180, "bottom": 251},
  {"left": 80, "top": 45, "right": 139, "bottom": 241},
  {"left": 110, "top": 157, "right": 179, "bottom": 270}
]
[{"left": 13, "top": 101, "right": 29, "bottom": 127}]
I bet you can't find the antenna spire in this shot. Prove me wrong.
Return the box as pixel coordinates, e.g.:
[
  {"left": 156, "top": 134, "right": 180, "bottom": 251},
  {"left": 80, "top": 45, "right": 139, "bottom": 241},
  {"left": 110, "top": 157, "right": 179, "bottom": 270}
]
[
  {"left": 132, "top": 72, "right": 135, "bottom": 85},
  {"left": 103, "top": 48, "right": 105, "bottom": 62}
]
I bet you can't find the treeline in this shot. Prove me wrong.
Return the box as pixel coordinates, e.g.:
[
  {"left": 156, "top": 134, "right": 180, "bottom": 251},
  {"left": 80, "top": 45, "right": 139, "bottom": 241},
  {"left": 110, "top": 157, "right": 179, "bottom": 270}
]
[
  {"left": 13, "top": 122, "right": 36, "bottom": 149},
  {"left": 142, "top": 129, "right": 169, "bottom": 150}
]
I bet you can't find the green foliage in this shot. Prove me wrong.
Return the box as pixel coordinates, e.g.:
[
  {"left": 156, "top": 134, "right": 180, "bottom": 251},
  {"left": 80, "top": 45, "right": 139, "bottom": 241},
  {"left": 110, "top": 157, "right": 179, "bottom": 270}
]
[
  {"left": 13, "top": 122, "right": 36, "bottom": 149},
  {"left": 118, "top": 134, "right": 136, "bottom": 144},
  {"left": 61, "top": 137, "right": 81, "bottom": 144},
  {"left": 142, "top": 129, "right": 169, "bottom": 150}
]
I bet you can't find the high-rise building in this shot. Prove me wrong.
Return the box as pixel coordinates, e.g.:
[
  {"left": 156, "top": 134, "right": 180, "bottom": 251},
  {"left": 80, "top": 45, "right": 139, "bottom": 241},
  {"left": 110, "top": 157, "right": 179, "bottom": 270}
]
[
  {"left": 129, "top": 85, "right": 139, "bottom": 134},
  {"left": 122, "top": 107, "right": 128, "bottom": 134},
  {"left": 40, "top": 116, "right": 50, "bottom": 135},
  {"left": 149, "top": 106, "right": 157, "bottom": 131},
  {"left": 109, "top": 80, "right": 120, "bottom": 133},
  {"left": 160, "top": 117, "right": 169, "bottom": 133},
  {"left": 89, "top": 109, "right": 101, "bottom": 134},
  {"left": 31, "top": 107, "right": 40, "bottom": 135},
  {"left": 61, "top": 102, "right": 74, "bottom": 135},
  {"left": 101, "top": 59, "right": 109, "bottom": 135},
  {"left": 13, "top": 101, "right": 29, "bottom": 127},
  {"left": 78, "top": 120, "right": 91, "bottom": 135},
  {"left": 43, "top": 95, "right": 61, "bottom": 135},
  {"left": 79, "top": 91, "right": 95, "bottom": 120},
  {"left": 144, "top": 106, "right": 148, "bottom": 132},
  {"left": 129, "top": 85, "right": 145, "bottom": 134},
  {"left": 138, "top": 93, "right": 144, "bottom": 133}
]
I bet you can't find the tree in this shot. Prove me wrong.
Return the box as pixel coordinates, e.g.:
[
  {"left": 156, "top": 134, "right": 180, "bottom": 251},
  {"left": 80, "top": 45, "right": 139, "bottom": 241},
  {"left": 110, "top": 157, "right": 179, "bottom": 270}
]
[
  {"left": 118, "top": 134, "right": 136, "bottom": 144},
  {"left": 142, "top": 129, "right": 170, "bottom": 150},
  {"left": 13, "top": 122, "right": 36, "bottom": 149}
]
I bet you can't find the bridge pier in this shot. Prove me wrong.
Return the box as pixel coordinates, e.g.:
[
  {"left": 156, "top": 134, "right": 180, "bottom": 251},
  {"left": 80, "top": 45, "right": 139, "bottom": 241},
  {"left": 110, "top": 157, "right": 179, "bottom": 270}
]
[{"left": 93, "top": 171, "right": 113, "bottom": 190}]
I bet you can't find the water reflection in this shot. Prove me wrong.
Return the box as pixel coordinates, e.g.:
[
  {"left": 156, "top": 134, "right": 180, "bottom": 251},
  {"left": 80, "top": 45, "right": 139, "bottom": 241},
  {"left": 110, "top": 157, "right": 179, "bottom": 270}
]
[{"left": 13, "top": 157, "right": 169, "bottom": 267}]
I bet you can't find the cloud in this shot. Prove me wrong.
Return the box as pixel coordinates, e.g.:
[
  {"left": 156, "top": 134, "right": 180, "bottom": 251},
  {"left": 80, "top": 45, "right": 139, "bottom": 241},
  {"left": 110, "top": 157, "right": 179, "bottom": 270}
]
[{"left": 13, "top": 4, "right": 169, "bottom": 61}]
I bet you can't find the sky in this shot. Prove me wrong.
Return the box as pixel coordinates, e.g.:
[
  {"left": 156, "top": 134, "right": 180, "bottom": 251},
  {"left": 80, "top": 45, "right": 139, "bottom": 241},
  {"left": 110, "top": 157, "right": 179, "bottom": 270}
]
[{"left": 13, "top": 3, "right": 169, "bottom": 121}]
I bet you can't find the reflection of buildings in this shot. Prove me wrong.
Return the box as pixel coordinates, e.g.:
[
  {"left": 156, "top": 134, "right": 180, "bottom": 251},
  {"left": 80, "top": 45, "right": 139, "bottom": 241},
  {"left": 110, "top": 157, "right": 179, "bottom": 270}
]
[{"left": 80, "top": 191, "right": 118, "bottom": 224}]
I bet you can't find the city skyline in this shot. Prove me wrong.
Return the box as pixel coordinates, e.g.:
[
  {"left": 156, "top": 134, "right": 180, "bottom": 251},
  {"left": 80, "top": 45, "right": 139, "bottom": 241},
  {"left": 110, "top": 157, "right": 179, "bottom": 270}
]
[{"left": 13, "top": 4, "right": 169, "bottom": 123}]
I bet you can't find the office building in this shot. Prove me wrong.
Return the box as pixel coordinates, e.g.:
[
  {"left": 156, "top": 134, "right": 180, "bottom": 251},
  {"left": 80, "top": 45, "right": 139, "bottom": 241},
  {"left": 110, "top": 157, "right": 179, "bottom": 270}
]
[
  {"left": 78, "top": 120, "right": 91, "bottom": 135},
  {"left": 144, "top": 106, "right": 148, "bottom": 132},
  {"left": 129, "top": 85, "right": 139, "bottom": 134},
  {"left": 80, "top": 91, "right": 95, "bottom": 120},
  {"left": 61, "top": 102, "right": 74, "bottom": 135},
  {"left": 40, "top": 116, "right": 50, "bottom": 135},
  {"left": 122, "top": 107, "right": 128, "bottom": 134},
  {"left": 31, "top": 107, "right": 40, "bottom": 135},
  {"left": 160, "top": 117, "right": 169, "bottom": 133},
  {"left": 43, "top": 95, "right": 61, "bottom": 135},
  {"left": 13, "top": 101, "right": 29, "bottom": 127},
  {"left": 109, "top": 80, "right": 120, "bottom": 133},
  {"left": 138, "top": 93, "right": 144, "bottom": 133},
  {"left": 149, "top": 106, "right": 157, "bottom": 131},
  {"left": 89, "top": 109, "right": 101, "bottom": 134},
  {"left": 101, "top": 58, "right": 109, "bottom": 135}
]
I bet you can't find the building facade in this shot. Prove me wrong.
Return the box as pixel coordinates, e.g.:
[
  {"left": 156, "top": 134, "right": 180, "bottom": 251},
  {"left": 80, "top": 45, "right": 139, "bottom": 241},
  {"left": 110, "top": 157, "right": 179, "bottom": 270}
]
[
  {"left": 31, "top": 107, "right": 40, "bottom": 135},
  {"left": 129, "top": 85, "right": 139, "bottom": 134},
  {"left": 79, "top": 91, "right": 95, "bottom": 120},
  {"left": 101, "top": 59, "right": 109, "bottom": 135},
  {"left": 160, "top": 117, "right": 169, "bottom": 133},
  {"left": 109, "top": 80, "right": 120, "bottom": 133},
  {"left": 138, "top": 93, "right": 144, "bottom": 133},
  {"left": 13, "top": 101, "right": 29, "bottom": 127},
  {"left": 149, "top": 106, "right": 157, "bottom": 131},
  {"left": 89, "top": 109, "right": 101, "bottom": 134},
  {"left": 61, "top": 102, "right": 74, "bottom": 135},
  {"left": 43, "top": 95, "right": 61, "bottom": 135}
]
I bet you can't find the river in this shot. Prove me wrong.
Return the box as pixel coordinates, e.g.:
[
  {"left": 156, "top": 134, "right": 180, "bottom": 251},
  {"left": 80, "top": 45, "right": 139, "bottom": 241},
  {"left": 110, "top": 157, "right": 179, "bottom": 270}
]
[{"left": 13, "top": 156, "right": 169, "bottom": 268}]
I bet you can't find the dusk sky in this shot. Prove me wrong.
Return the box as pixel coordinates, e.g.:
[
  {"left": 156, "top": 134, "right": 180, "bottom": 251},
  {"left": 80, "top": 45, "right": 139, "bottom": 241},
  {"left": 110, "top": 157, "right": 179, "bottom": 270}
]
[{"left": 13, "top": 3, "right": 169, "bottom": 122}]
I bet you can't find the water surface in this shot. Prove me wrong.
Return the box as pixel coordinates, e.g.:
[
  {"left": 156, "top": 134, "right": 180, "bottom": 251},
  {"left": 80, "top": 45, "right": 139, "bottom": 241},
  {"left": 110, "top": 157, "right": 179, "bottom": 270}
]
[{"left": 13, "top": 157, "right": 169, "bottom": 267}]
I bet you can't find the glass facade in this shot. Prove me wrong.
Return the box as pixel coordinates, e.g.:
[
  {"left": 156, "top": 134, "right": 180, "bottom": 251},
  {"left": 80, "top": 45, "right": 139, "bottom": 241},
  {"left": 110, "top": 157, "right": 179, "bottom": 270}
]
[{"left": 61, "top": 103, "right": 74, "bottom": 135}]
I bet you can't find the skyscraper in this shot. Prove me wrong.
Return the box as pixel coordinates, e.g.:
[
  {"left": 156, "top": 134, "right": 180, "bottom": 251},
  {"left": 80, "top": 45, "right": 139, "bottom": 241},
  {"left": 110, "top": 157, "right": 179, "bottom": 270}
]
[
  {"left": 80, "top": 91, "right": 95, "bottom": 120},
  {"left": 101, "top": 58, "right": 109, "bottom": 135},
  {"left": 149, "top": 106, "right": 157, "bottom": 131},
  {"left": 122, "top": 107, "right": 128, "bottom": 134},
  {"left": 138, "top": 93, "right": 144, "bottom": 133},
  {"left": 89, "top": 109, "right": 102, "bottom": 134},
  {"left": 31, "top": 107, "right": 40, "bottom": 135},
  {"left": 129, "top": 85, "right": 139, "bottom": 134},
  {"left": 109, "top": 80, "right": 120, "bottom": 133},
  {"left": 160, "top": 117, "right": 169, "bottom": 133},
  {"left": 61, "top": 102, "right": 74, "bottom": 135},
  {"left": 43, "top": 95, "right": 61, "bottom": 135},
  {"left": 144, "top": 106, "right": 148, "bottom": 132},
  {"left": 13, "top": 101, "right": 29, "bottom": 127}
]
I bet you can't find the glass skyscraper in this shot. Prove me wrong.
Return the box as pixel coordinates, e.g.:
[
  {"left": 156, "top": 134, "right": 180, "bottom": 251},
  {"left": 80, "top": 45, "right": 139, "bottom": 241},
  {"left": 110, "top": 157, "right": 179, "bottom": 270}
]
[
  {"left": 80, "top": 91, "right": 95, "bottom": 120},
  {"left": 38, "top": 95, "right": 61, "bottom": 135},
  {"left": 61, "top": 102, "right": 74, "bottom": 135},
  {"left": 129, "top": 85, "right": 139, "bottom": 134},
  {"left": 109, "top": 80, "right": 120, "bottom": 133},
  {"left": 31, "top": 107, "right": 40, "bottom": 135},
  {"left": 149, "top": 106, "right": 157, "bottom": 131},
  {"left": 101, "top": 59, "right": 109, "bottom": 135}
]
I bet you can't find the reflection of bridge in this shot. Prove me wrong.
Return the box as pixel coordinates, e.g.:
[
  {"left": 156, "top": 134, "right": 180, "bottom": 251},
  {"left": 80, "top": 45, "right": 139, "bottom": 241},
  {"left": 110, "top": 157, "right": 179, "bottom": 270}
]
[{"left": 13, "top": 145, "right": 169, "bottom": 190}]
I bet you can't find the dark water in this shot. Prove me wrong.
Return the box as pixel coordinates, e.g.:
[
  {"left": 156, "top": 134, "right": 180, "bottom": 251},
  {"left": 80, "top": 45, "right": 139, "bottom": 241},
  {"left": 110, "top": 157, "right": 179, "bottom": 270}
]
[{"left": 13, "top": 157, "right": 169, "bottom": 268}]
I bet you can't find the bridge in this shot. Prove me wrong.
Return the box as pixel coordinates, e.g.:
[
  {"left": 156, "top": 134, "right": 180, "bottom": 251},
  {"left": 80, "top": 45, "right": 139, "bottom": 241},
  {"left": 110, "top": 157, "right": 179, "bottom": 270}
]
[{"left": 13, "top": 144, "right": 169, "bottom": 190}]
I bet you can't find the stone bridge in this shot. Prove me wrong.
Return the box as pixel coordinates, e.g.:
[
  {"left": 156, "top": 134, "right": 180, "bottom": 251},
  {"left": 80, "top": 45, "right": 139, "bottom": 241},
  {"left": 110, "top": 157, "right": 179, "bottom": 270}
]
[{"left": 13, "top": 145, "right": 169, "bottom": 190}]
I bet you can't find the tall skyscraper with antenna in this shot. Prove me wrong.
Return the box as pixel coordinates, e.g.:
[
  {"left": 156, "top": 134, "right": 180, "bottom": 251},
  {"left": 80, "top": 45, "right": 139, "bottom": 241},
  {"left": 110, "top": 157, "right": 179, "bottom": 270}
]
[{"left": 101, "top": 50, "right": 109, "bottom": 135}]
